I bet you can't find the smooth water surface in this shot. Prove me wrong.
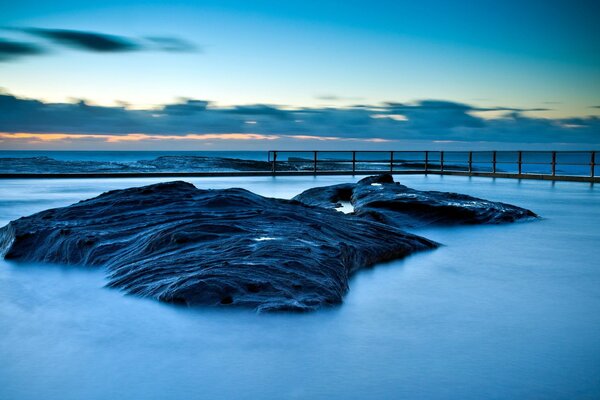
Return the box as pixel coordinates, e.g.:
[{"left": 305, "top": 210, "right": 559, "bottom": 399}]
[{"left": 1, "top": 175, "right": 599, "bottom": 399}]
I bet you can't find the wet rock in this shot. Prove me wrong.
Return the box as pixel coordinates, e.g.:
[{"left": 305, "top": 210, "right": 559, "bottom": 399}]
[
  {"left": 293, "top": 174, "right": 538, "bottom": 228},
  {"left": 0, "top": 181, "right": 436, "bottom": 312},
  {"left": 291, "top": 183, "right": 356, "bottom": 210}
]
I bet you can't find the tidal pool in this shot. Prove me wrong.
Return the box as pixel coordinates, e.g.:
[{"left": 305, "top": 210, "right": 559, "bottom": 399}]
[{"left": 1, "top": 175, "right": 599, "bottom": 400}]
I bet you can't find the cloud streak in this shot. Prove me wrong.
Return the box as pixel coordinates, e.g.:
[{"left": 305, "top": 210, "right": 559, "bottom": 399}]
[
  {"left": 0, "top": 93, "right": 598, "bottom": 146},
  {"left": 144, "top": 37, "right": 198, "bottom": 52},
  {"left": 24, "top": 28, "right": 140, "bottom": 52},
  {"left": 0, "top": 38, "right": 44, "bottom": 61},
  {"left": 0, "top": 27, "right": 197, "bottom": 61},
  {"left": 0, "top": 132, "right": 281, "bottom": 142}
]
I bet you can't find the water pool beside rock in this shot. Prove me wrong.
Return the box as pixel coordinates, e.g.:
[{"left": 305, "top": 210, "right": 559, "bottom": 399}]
[{"left": 0, "top": 175, "right": 599, "bottom": 400}]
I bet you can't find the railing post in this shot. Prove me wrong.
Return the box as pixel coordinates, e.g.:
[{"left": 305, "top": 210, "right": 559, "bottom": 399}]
[
  {"left": 440, "top": 151, "right": 444, "bottom": 172},
  {"left": 313, "top": 151, "right": 318, "bottom": 173},
  {"left": 390, "top": 151, "right": 394, "bottom": 172},
  {"left": 551, "top": 151, "right": 557, "bottom": 176},
  {"left": 468, "top": 151, "right": 473, "bottom": 174},
  {"left": 492, "top": 151, "right": 497, "bottom": 174},
  {"left": 424, "top": 151, "right": 429, "bottom": 173},
  {"left": 518, "top": 151, "right": 523, "bottom": 175},
  {"left": 272, "top": 151, "right": 277, "bottom": 174},
  {"left": 591, "top": 152, "right": 596, "bottom": 178},
  {"left": 352, "top": 151, "right": 356, "bottom": 174}
]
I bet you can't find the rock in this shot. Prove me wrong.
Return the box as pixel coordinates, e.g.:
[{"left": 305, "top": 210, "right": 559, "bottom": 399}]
[
  {"left": 0, "top": 181, "right": 436, "bottom": 312},
  {"left": 291, "top": 183, "right": 356, "bottom": 210},
  {"left": 293, "top": 174, "right": 538, "bottom": 228}
]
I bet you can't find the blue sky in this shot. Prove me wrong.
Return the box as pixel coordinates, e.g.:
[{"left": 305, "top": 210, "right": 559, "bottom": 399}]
[{"left": 0, "top": 1, "right": 599, "bottom": 149}]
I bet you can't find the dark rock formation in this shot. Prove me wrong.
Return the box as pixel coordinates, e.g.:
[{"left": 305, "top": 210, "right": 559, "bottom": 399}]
[
  {"left": 0, "top": 181, "right": 436, "bottom": 312},
  {"left": 293, "top": 174, "right": 538, "bottom": 228}
]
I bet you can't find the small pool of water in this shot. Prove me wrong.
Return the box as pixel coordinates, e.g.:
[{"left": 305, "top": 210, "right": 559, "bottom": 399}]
[{"left": 1, "top": 175, "right": 599, "bottom": 400}]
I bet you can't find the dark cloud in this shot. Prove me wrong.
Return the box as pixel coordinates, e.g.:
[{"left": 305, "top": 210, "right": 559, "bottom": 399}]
[
  {"left": 384, "top": 100, "right": 485, "bottom": 130},
  {"left": 0, "top": 38, "right": 44, "bottom": 61},
  {"left": 476, "top": 106, "right": 551, "bottom": 112},
  {"left": 395, "top": 100, "right": 472, "bottom": 111},
  {"left": 24, "top": 28, "right": 139, "bottom": 52},
  {"left": 0, "top": 92, "right": 598, "bottom": 144},
  {"left": 0, "top": 27, "right": 197, "bottom": 60},
  {"left": 224, "top": 105, "right": 291, "bottom": 119},
  {"left": 387, "top": 100, "right": 550, "bottom": 113},
  {"left": 161, "top": 100, "right": 209, "bottom": 116}
]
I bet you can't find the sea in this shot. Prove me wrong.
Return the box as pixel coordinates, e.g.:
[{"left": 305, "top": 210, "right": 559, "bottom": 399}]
[
  {"left": 0, "top": 150, "right": 271, "bottom": 162},
  {"left": 0, "top": 160, "right": 599, "bottom": 399}
]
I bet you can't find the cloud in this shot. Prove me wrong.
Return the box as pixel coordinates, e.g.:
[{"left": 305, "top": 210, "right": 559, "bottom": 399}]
[
  {"left": 0, "top": 132, "right": 280, "bottom": 142},
  {"left": 144, "top": 37, "right": 198, "bottom": 52},
  {"left": 0, "top": 92, "right": 598, "bottom": 145},
  {"left": 0, "top": 27, "right": 197, "bottom": 61},
  {"left": 161, "top": 100, "right": 210, "bottom": 116},
  {"left": 387, "top": 100, "right": 550, "bottom": 113},
  {"left": 225, "top": 105, "right": 292, "bottom": 119},
  {"left": 23, "top": 28, "right": 139, "bottom": 52},
  {"left": 0, "top": 38, "right": 44, "bottom": 61},
  {"left": 316, "top": 94, "right": 365, "bottom": 102}
]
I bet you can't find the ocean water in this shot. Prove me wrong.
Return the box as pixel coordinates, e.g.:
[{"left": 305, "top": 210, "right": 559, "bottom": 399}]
[
  {"left": 0, "top": 175, "right": 599, "bottom": 400},
  {"left": 0, "top": 150, "right": 270, "bottom": 162}
]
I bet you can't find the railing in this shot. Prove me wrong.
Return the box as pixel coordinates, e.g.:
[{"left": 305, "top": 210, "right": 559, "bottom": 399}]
[
  {"left": 1, "top": 150, "right": 597, "bottom": 182},
  {"left": 268, "top": 150, "right": 599, "bottom": 183}
]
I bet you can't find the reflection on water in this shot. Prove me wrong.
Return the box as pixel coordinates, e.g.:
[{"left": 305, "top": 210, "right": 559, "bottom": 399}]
[{"left": 1, "top": 175, "right": 599, "bottom": 400}]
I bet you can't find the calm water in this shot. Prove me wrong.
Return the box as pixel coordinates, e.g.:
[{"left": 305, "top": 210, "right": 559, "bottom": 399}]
[{"left": 1, "top": 175, "right": 599, "bottom": 400}]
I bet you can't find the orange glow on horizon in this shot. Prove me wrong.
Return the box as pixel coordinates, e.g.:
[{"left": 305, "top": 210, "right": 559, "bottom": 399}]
[
  {"left": 0, "top": 132, "right": 281, "bottom": 142},
  {"left": 0, "top": 132, "right": 392, "bottom": 143}
]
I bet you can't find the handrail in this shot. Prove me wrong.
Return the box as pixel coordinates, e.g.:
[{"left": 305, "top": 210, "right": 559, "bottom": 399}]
[
  {"left": 267, "top": 150, "right": 599, "bottom": 183},
  {"left": 1, "top": 150, "right": 597, "bottom": 183}
]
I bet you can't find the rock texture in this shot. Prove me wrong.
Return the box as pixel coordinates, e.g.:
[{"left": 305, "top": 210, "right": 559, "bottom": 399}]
[
  {"left": 293, "top": 174, "right": 538, "bottom": 228},
  {"left": 0, "top": 181, "right": 436, "bottom": 312}
]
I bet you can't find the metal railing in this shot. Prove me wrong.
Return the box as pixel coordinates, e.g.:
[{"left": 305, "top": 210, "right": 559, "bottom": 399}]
[
  {"left": 268, "top": 150, "right": 599, "bottom": 183},
  {"left": 0, "top": 150, "right": 597, "bottom": 182}
]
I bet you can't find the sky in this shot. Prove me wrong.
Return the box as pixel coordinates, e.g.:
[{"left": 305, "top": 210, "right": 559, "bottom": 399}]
[{"left": 0, "top": 0, "right": 599, "bottom": 150}]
